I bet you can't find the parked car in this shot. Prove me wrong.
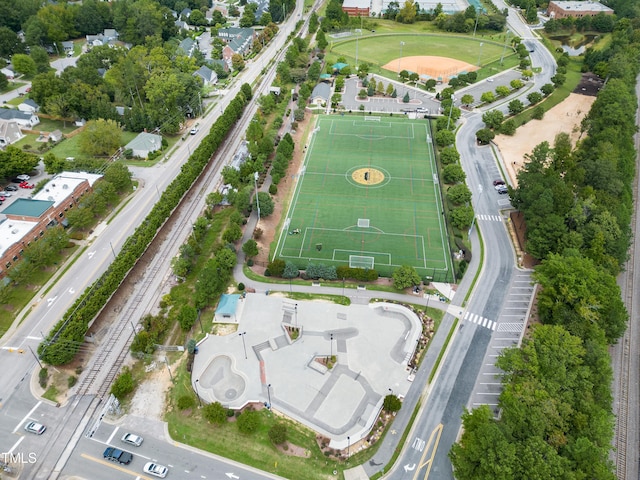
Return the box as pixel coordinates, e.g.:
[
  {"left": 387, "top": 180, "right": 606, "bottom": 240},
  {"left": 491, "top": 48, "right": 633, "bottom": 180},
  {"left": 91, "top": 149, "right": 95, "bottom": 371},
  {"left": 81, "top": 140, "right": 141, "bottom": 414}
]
[
  {"left": 103, "top": 447, "right": 133, "bottom": 465},
  {"left": 0, "top": 196, "right": 5, "bottom": 202},
  {"left": 143, "top": 462, "right": 168, "bottom": 478},
  {"left": 497, "top": 186, "right": 509, "bottom": 195},
  {"left": 190, "top": 127, "right": 198, "bottom": 135},
  {"left": 0, "top": 191, "right": 12, "bottom": 197},
  {"left": 5, "top": 185, "right": 18, "bottom": 191},
  {"left": 24, "top": 422, "right": 46, "bottom": 435},
  {"left": 416, "top": 107, "right": 428, "bottom": 113},
  {"left": 492, "top": 179, "right": 505, "bottom": 186},
  {"left": 19, "top": 182, "right": 34, "bottom": 189},
  {"left": 16, "top": 174, "right": 30, "bottom": 181},
  {"left": 121, "top": 433, "right": 143, "bottom": 447}
]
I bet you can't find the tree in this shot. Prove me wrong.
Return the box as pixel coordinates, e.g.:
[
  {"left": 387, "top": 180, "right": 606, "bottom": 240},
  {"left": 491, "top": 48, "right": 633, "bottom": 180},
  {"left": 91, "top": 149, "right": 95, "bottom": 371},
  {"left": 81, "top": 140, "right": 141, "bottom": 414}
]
[
  {"left": 267, "top": 259, "right": 285, "bottom": 277},
  {"left": 0, "top": 72, "right": 6, "bottom": 91},
  {"left": 442, "top": 164, "right": 466, "bottom": 184},
  {"left": 508, "top": 99, "right": 524, "bottom": 115},
  {"left": 177, "top": 305, "right": 197, "bottom": 331},
  {"left": 450, "top": 205, "right": 474, "bottom": 229},
  {"left": 447, "top": 184, "right": 472, "bottom": 205},
  {"left": 43, "top": 152, "right": 66, "bottom": 174},
  {"left": 46, "top": 94, "right": 75, "bottom": 128},
  {"left": 500, "top": 119, "right": 517, "bottom": 135},
  {"left": 255, "top": 192, "right": 274, "bottom": 217},
  {"left": 78, "top": 119, "right": 122, "bottom": 156},
  {"left": 283, "top": 261, "right": 299, "bottom": 278},
  {"left": 495, "top": 85, "right": 510, "bottom": 97},
  {"left": 392, "top": 265, "right": 421, "bottom": 289},
  {"left": 461, "top": 94, "right": 474, "bottom": 107},
  {"left": 482, "top": 110, "right": 504, "bottom": 130},
  {"left": 402, "top": 92, "right": 410, "bottom": 103},
  {"left": 11, "top": 54, "right": 36, "bottom": 76},
  {"left": 541, "top": 83, "right": 554, "bottom": 96},
  {"left": 440, "top": 146, "right": 460, "bottom": 165},
  {"left": 316, "top": 29, "right": 327, "bottom": 50},
  {"left": 242, "top": 239, "right": 259, "bottom": 259},
  {"left": 232, "top": 53, "right": 245, "bottom": 71},
  {"left": 111, "top": 367, "right": 134, "bottom": 400},
  {"left": 480, "top": 91, "right": 495, "bottom": 103},
  {"left": 203, "top": 401, "right": 227, "bottom": 424},
  {"left": 527, "top": 91, "right": 543, "bottom": 105},
  {"left": 268, "top": 423, "right": 288, "bottom": 444},
  {"left": 510, "top": 79, "right": 524, "bottom": 90},
  {"left": 383, "top": 394, "right": 402, "bottom": 412},
  {"left": 475, "top": 128, "right": 495, "bottom": 145},
  {"left": 29, "top": 45, "right": 50, "bottom": 74},
  {"left": 435, "top": 130, "right": 455, "bottom": 147},
  {"left": 103, "top": 162, "right": 132, "bottom": 193},
  {"left": 532, "top": 105, "right": 544, "bottom": 120},
  {"left": 396, "top": 0, "right": 417, "bottom": 23},
  {"left": 223, "top": 222, "right": 243, "bottom": 243},
  {"left": 0, "top": 27, "right": 25, "bottom": 58},
  {"left": 237, "top": 410, "right": 260, "bottom": 434}
]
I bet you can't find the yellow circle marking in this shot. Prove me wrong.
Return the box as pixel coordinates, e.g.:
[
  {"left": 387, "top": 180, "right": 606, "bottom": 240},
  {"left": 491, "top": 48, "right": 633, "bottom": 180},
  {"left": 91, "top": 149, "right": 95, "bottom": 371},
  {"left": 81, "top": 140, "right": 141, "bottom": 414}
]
[{"left": 352, "top": 168, "right": 385, "bottom": 185}]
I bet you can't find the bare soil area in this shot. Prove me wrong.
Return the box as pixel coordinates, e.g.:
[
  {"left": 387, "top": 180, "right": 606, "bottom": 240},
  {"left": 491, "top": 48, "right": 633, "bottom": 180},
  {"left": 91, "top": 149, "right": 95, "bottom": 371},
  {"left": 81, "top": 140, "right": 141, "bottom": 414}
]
[
  {"left": 495, "top": 93, "right": 596, "bottom": 187},
  {"left": 382, "top": 56, "right": 478, "bottom": 81},
  {"left": 128, "top": 361, "right": 173, "bottom": 420}
]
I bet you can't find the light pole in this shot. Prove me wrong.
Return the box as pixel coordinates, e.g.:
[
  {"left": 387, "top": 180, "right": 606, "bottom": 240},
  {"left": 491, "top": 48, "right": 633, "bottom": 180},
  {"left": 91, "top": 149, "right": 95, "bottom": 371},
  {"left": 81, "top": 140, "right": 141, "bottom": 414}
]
[
  {"left": 194, "top": 379, "right": 202, "bottom": 407},
  {"left": 500, "top": 31, "right": 511, "bottom": 65},
  {"left": 267, "top": 383, "right": 272, "bottom": 409},
  {"left": 253, "top": 172, "right": 261, "bottom": 220},
  {"left": 347, "top": 436, "right": 350, "bottom": 461},
  {"left": 239, "top": 331, "right": 247, "bottom": 359},
  {"left": 397, "top": 41, "right": 405, "bottom": 76},
  {"left": 294, "top": 303, "right": 298, "bottom": 326},
  {"left": 477, "top": 42, "right": 484, "bottom": 66},
  {"left": 388, "top": 387, "right": 394, "bottom": 396},
  {"left": 330, "top": 333, "right": 334, "bottom": 359},
  {"left": 472, "top": 8, "right": 480, "bottom": 37},
  {"left": 446, "top": 96, "right": 456, "bottom": 130}
]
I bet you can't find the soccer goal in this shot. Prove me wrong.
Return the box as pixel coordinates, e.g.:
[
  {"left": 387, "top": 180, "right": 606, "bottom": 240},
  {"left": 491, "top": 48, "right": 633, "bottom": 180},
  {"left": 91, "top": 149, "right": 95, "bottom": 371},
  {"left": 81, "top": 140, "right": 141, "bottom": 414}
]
[
  {"left": 364, "top": 116, "right": 381, "bottom": 122},
  {"left": 349, "top": 255, "right": 375, "bottom": 269},
  {"left": 357, "top": 218, "right": 370, "bottom": 228}
]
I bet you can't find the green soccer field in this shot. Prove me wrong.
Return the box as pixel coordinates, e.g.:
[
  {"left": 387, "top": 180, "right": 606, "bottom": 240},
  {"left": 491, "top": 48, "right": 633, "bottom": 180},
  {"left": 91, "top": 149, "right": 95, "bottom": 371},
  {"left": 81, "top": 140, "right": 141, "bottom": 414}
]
[{"left": 274, "top": 115, "right": 453, "bottom": 281}]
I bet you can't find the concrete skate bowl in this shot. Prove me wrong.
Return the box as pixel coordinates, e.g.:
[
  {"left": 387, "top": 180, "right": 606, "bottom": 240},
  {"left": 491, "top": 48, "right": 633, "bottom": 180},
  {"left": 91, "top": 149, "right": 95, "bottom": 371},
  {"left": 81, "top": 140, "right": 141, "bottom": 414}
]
[{"left": 199, "top": 355, "right": 246, "bottom": 402}]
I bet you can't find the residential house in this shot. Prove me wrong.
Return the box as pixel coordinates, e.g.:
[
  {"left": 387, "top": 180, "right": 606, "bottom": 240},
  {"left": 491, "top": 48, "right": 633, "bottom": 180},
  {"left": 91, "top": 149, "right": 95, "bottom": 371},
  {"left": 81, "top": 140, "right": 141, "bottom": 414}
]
[
  {"left": 248, "top": 0, "right": 270, "bottom": 20},
  {"left": 180, "top": 7, "right": 192, "bottom": 19},
  {"left": 0, "top": 120, "right": 24, "bottom": 147},
  {"left": 18, "top": 99, "right": 39, "bottom": 113},
  {"left": 178, "top": 38, "right": 197, "bottom": 57},
  {"left": 1, "top": 66, "right": 15, "bottom": 80},
  {"left": 0, "top": 109, "right": 39, "bottom": 128},
  {"left": 218, "top": 27, "right": 255, "bottom": 57},
  {"left": 61, "top": 41, "right": 74, "bottom": 53},
  {"left": 175, "top": 19, "right": 190, "bottom": 30},
  {"left": 310, "top": 83, "right": 331, "bottom": 106},
  {"left": 48, "top": 130, "right": 63, "bottom": 142},
  {"left": 86, "top": 28, "right": 119, "bottom": 48},
  {"left": 124, "top": 132, "right": 163, "bottom": 158},
  {"left": 193, "top": 65, "right": 218, "bottom": 85}
]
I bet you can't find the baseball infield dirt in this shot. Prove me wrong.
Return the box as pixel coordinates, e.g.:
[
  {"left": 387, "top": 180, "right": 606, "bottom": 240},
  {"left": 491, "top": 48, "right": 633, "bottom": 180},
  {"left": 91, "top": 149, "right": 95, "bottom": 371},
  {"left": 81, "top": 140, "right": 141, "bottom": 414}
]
[{"left": 382, "top": 56, "right": 478, "bottom": 82}]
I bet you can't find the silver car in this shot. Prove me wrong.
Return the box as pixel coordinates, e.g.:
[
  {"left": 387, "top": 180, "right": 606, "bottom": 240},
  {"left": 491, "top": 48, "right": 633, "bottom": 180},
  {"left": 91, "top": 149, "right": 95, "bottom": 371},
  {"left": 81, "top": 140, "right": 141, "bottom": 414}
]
[
  {"left": 24, "top": 421, "right": 46, "bottom": 435},
  {"left": 121, "top": 432, "right": 143, "bottom": 447},
  {"left": 144, "top": 462, "right": 168, "bottom": 478}
]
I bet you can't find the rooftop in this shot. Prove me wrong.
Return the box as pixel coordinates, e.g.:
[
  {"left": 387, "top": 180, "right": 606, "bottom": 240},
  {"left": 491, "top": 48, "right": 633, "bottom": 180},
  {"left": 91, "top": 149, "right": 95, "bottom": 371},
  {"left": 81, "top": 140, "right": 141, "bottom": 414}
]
[
  {"left": 33, "top": 172, "right": 102, "bottom": 208},
  {"left": 2, "top": 199, "right": 54, "bottom": 219},
  {"left": 550, "top": 1, "right": 614, "bottom": 12},
  {"left": 0, "top": 218, "right": 37, "bottom": 257}
]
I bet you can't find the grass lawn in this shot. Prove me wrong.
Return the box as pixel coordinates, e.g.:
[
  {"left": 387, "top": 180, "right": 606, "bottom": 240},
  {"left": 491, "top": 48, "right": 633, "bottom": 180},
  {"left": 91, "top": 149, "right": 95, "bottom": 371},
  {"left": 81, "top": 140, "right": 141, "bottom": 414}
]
[
  {"left": 0, "top": 81, "right": 26, "bottom": 94},
  {"left": 34, "top": 117, "right": 78, "bottom": 134}
]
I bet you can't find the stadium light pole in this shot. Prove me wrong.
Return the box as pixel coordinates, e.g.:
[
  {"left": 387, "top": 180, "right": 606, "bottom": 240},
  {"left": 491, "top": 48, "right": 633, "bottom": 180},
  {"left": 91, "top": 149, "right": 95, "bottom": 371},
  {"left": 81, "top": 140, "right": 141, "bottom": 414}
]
[
  {"left": 398, "top": 41, "right": 405, "bottom": 76},
  {"left": 239, "top": 331, "right": 248, "bottom": 359},
  {"left": 267, "top": 383, "right": 272, "bottom": 409},
  {"left": 253, "top": 172, "right": 261, "bottom": 220},
  {"left": 500, "top": 31, "right": 511, "bottom": 65},
  {"left": 477, "top": 42, "right": 484, "bottom": 66}
]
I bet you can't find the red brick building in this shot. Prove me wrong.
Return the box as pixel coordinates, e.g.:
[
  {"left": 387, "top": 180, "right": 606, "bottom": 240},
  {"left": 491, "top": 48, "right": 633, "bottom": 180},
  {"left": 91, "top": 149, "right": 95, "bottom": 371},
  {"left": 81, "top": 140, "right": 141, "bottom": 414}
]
[
  {"left": 0, "top": 172, "right": 101, "bottom": 278},
  {"left": 548, "top": 1, "right": 614, "bottom": 19},
  {"left": 342, "top": 0, "right": 371, "bottom": 17}
]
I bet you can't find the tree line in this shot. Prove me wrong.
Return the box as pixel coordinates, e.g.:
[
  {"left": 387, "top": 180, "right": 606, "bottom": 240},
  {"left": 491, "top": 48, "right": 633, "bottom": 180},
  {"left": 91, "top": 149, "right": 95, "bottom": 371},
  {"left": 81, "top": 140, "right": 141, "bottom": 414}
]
[{"left": 449, "top": 12, "right": 640, "bottom": 479}]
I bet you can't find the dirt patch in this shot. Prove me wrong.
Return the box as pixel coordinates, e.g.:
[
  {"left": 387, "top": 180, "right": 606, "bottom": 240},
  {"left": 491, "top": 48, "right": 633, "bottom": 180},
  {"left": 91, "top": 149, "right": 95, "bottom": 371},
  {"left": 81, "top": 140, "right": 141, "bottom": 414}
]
[
  {"left": 275, "top": 442, "right": 311, "bottom": 457},
  {"left": 495, "top": 93, "right": 595, "bottom": 187},
  {"left": 128, "top": 361, "right": 174, "bottom": 421},
  {"left": 382, "top": 56, "right": 478, "bottom": 82}
]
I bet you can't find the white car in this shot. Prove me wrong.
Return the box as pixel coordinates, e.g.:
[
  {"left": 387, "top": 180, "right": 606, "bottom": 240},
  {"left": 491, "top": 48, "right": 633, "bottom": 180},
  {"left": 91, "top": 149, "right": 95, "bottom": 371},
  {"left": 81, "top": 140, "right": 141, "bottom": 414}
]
[
  {"left": 144, "top": 462, "right": 168, "bottom": 478},
  {"left": 190, "top": 127, "right": 198, "bottom": 135},
  {"left": 121, "top": 432, "right": 143, "bottom": 447},
  {"left": 486, "top": 78, "right": 494, "bottom": 82},
  {"left": 0, "top": 191, "right": 11, "bottom": 197},
  {"left": 24, "top": 421, "right": 46, "bottom": 435},
  {"left": 16, "top": 174, "right": 30, "bottom": 181}
]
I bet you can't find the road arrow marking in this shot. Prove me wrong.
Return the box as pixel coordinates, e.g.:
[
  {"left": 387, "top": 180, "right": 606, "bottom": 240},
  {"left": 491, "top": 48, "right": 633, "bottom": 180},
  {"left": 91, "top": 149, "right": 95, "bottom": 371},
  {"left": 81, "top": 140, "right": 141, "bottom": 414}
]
[
  {"left": 88, "top": 251, "right": 96, "bottom": 259},
  {"left": 225, "top": 474, "right": 239, "bottom": 479},
  {"left": 404, "top": 463, "right": 416, "bottom": 472},
  {"left": 47, "top": 296, "right": 58, "bottom": 306},
  {"left": 69, "top": 288, "right": 75, "bottom": 294}
]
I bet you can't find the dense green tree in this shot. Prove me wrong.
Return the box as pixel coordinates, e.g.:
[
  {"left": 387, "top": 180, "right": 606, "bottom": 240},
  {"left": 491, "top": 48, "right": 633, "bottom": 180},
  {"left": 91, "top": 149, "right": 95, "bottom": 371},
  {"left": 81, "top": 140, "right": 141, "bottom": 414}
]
[
  {"left": 203, "top": 402, "right": 227, "bottom": 424},
  {"left": 447, "top": 184, "right": 472, "bottom": 205},
  {"left": 268, "top": 423, "right": 288, "bottom": 444},
  {"left": 78, "top": 119, "right": 122, "bottom": 157},
  {"left": 242, "top": 239, "right": 259, "bottom": 259},
  {"left": 177, "top": 305, "right": 198, "bottom": 331},
  {"left": 11, "top": 54, "right": 36, "bottom": 76},
  {"left": 237, "top": 410, "right": 260, "bottom": 434},
  {"left": 0, "top": 27, "right": 25, "bottom": 58},
  {"left": 508, "top": 99, "right": 524, "bottom": 115},
  {"left": 442, "top": 164, "right": 466, "bottom": 184},
  {"left": 440, "top": 146, "right": 460, "bottom": 165},
  {"left": 482, "top": 109, "right": 504, "bottom": 130},
  {"left": 392, "top": 265, "right": 421, "bottom": 289}
]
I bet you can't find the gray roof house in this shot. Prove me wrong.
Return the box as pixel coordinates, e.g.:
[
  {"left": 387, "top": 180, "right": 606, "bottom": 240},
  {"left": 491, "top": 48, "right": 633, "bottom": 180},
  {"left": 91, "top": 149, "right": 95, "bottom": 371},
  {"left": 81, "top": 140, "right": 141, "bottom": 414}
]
[
  {"left": 193, "top": 65, "right": 218, "bottom": 85},
  {"left": 218, "top": 28, "right": 255, "bottom": 55},
  {"left": 175, "top": 19, "right": 189, "bottom": 30},
  {"left": 178, "top": 38, "right": 197, "bottom": 57},
  {"left": 0, "top": 120, "right": 24, "bottom": 147},
  {"left": 1, "top": 66, "right": 15, "bottom": 79},
  {"left": 61, "top": 41, "right": 74, "bottom": 52},
  {"left": 125, "top": 132, "right": 163, "bottom": 158},
  {"left": 18, "top": 99, "right": 39, "bottom": 113},
  {"left": 86, "top": 28, "right": 119, "bottom": 48},
  {"left": 180, "top": 7, "right": 192, "bottom": 18},
  {"left": 310, "top": 83, "right": 331, "bottom": 105},
  {"left": 0, "top": 109, "right": 39, "bottom": 128}
]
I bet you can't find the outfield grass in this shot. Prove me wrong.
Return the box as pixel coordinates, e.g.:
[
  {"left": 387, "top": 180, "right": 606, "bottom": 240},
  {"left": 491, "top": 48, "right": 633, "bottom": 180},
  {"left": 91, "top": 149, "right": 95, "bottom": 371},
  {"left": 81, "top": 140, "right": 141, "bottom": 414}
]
[{"left": 274, "top": 115, "right": 452, "bottom": 280}]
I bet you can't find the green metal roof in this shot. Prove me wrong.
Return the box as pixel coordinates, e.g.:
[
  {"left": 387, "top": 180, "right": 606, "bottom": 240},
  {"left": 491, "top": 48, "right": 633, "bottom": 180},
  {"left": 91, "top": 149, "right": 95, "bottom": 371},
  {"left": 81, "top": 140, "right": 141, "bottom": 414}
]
[{"left": 2, "top": 198, "right": 54, "bottom": 218}]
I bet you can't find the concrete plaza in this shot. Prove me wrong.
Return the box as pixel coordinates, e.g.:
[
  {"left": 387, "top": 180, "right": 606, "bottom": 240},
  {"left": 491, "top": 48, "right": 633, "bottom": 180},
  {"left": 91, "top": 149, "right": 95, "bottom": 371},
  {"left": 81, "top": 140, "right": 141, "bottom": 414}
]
[{"left": 193, "top": 293, "right": 421, "bottom": 448}]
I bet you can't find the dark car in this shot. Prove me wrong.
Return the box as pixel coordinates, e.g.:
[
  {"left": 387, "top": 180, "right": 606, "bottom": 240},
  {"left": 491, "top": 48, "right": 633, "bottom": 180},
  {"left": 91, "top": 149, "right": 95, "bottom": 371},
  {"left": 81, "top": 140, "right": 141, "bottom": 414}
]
[
  {"left": 103, "top": 447, "right": 133, "bottom": 465},
  {"left": 5, "top": 185, "right": 18, "bottom": 191},
  {"left": 493, "top": 179, "right": 505, "bottom": 186},
  {"left": 497, "top": 186, "right": 509, "bottom": 195}
]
